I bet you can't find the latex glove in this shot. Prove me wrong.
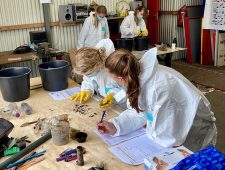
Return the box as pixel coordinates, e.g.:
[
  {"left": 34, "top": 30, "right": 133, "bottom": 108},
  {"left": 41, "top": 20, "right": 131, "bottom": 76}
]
[
  {"left": 98, "top": 93, "right": 114, "bottom": 109},
  {"left": 97, "top": 120, "right": 117, "bottom": 136},
  {"left": 134, "top": 29, "right": 141, "bottom": 36},
  {"left": 71, "top": 91, "right": 91, "bottom": 103},
  {"left": 141, "top": 28, "right": 148, "bottom": 36}
]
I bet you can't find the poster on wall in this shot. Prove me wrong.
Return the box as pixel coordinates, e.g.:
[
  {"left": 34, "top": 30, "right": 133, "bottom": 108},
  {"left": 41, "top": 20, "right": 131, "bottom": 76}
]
[
  {"left": 203, "top": 0, "right": 225, "bottom": 30},
  {"left": 217, "top": 32, "right": 225, "bottom": 66}
]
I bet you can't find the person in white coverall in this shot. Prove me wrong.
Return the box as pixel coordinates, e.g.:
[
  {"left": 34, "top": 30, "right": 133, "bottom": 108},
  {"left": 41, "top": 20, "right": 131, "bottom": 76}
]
[
  {"left": 77, "top": 5, "right": 110, "bottom": 49},
  {"left": 71, "top": 39, "right": 127, "bottom": 109},
  {"left": 120, "top": 6, "right": 148, "bottom": 38},
  {"left": 97, "top": 48, "right": 217, "bottom": 152}
]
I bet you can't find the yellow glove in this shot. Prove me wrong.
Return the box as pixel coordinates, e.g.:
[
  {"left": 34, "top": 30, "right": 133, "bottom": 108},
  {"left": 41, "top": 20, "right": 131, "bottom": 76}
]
[
  {"left": 71, "top": 91, "right": 91, "bottom": 103},
  {"left": 141, "top": 28, "right": 148, "bottom": 36},
  {"left": 134, "top": 29, "right": 141, "bottom": 36},
  {"left": 98, "top": 93, "right": 114, "bottom": 109}
]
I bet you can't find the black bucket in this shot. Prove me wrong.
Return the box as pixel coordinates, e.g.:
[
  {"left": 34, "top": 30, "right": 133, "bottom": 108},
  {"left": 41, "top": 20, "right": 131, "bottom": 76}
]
[
  {"left": 134, "top": 36, "right": 149, "bottom": 51},
  {"left": 39, "top": 60, "right": 69, "bottom": 91},
  {"left": 0, "top": 67, "right": 31, "bottom": 102},
  {"left": 116, "top": 38, "right": 133, "bottom": 51}
]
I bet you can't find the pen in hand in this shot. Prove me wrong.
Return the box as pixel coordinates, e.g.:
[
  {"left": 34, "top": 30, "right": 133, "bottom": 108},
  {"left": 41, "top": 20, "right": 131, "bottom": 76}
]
[{"left": 100, "top": 110, "right": 106, "bottom": 123}]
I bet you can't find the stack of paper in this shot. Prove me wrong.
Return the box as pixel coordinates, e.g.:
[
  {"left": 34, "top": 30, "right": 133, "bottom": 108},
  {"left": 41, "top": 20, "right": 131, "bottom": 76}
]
[{"left": 95, "top": 128, "right": 165, "bottom": 165}]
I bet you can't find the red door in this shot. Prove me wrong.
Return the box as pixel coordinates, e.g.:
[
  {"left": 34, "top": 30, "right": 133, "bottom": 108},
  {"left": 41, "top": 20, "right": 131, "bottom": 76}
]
[{"left": 147, "top": 0, "right": 159, "bottom": 45}]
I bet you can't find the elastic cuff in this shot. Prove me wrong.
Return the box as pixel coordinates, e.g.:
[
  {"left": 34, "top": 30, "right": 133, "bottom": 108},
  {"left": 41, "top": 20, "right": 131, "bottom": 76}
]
[
  {"left": 108, "top": 118, "right": 120, "bottom": 137},
  {"left": 81, "top": 89, "right": 94, "bottom": 96}
]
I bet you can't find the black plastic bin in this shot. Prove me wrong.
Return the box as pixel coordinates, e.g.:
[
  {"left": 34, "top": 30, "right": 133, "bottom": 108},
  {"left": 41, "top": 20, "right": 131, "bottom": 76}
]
[
  {"left": 39, "top": 60, "right": 69, "bottom": 91},
  {"left": 134, "top": 36, "right": 149, "bottom": 51},
  {"left": 0, "top": 67, "right": 31, "bottom": 102},
  {"left": 116, "top": 38, "right": 133, "bottom": 51}
]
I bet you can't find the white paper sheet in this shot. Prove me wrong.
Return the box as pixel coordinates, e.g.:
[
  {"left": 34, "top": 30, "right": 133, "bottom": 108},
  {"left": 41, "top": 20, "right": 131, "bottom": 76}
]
[
  {"left": 144, "top": 146, "right": 193, "bottom": 169},
  {"left": 94, "top": 128, "right": 146, "bottom": 146},
  {"left": 62, "top": 87, "right": 81, "bottom": 98},
  {"left": 49, "top": 91, "right": 65, "bottom": 100},
  {"left": 203, "top": 0, "right": 225, "bottom": 30},
  {"left": 49, "top": 87, "right": 80, "bottom": 100},
  {"left": 109, "top": 135, "right": 165, "bottom": 165}
]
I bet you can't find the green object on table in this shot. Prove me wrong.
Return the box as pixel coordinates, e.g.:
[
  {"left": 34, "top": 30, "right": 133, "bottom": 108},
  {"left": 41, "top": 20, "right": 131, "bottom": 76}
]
[{"left": 4, "top": 147, "right": 20, "bottom": 156}]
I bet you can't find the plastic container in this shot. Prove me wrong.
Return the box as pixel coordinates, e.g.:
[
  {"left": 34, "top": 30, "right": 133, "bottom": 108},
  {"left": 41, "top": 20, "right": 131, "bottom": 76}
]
[
  {"left": 8, "top": 103, "right": 20, "bottom": 117},
  {"left": 116, "top": 38, "right": 134, "bottom": 51},
  {"left": 21, "top": 102, "right": 32, "bottom": 115},
  {"left": 75, "top": 132, "right": 87, "bottom": 143},
  {"left": 0, "top": 67, "right": 31, "bottom": 102},
  {"left": 38, "top": 60, "right": 69, "bottom": 91},
  {"left": 134, "top": 36, "right": 149, "bottom": 51},
  {"left": 51, "top": 118, "right": 70, "bottom": 146}
]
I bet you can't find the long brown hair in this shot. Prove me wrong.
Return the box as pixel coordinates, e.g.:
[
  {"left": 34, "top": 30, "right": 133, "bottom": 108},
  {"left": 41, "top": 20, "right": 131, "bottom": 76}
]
[
  {"left": 105, "top": 49, "right": 141, "bottom": 112},
  {"left": 93, "top": 5, "right": 107, "bottom": 28},
  {"left": 134, "top": 6, "right": 145, "bottom": 25}
]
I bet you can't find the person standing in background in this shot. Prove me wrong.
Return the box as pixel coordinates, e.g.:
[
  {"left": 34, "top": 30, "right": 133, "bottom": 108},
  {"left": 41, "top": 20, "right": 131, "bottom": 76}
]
[
  {"left": 120, "top": 6, "right": 148, "bottom": 38},
  {"left": 77, "top": 5, "right": 109, "bottom": 49}
]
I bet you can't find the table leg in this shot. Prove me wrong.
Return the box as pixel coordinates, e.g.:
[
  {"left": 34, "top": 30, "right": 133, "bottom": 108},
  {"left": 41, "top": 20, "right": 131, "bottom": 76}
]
[{"left": 164, "top": 53, "right": 172, "bottom": 67}]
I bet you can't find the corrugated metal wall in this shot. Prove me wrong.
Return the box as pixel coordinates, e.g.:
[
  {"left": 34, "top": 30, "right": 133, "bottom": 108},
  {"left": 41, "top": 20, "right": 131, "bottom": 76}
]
[
  {"left": 1, "top": 0, "right": 203, "bottom": 57},
  {"left": 159, "top": 0, "right": 203, "bottom": 59},
  {"left": 0, "top": 0, "right": 132, "bottom": 52}
]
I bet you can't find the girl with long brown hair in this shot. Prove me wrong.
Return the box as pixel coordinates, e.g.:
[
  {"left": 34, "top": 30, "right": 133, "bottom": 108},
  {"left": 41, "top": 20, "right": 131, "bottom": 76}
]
[
  {"left": 77, "top": 5, "right": 109, "bottom": 49},
  {"left": 97, "top": 48, "right": 217, "bottom": 152}
]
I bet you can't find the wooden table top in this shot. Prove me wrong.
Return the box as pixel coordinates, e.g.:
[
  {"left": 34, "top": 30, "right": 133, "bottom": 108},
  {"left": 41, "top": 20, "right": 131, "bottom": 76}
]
[
  {"left": 0, "top": 52, "right": 38, "bottom": 65},
  {"left": 132, "top": 46, "right": 187, "bottom": 60},
  {"left": 0, "top": 78, "right": 143, "bottom": 170}
]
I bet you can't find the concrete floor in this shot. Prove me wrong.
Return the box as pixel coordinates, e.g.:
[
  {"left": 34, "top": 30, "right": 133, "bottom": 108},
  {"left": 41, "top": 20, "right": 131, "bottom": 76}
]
[{"left": 172, "top": 60, "right": 225, "bottom": 154}]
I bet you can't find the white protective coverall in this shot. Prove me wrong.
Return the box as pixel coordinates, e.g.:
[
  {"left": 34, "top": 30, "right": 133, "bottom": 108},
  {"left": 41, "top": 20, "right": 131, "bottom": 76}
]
[
  {"left": 81, "top": 39, "right": 126, "bottom": 104},
  {"left": 109, "top": 48, "right": 217, "bottom": 152},
  {"left": 120, "top": 11, "right": 146, "bottom": 38},
  {"left": 77, "top": 12, "right": 110, "bottom": 49}
]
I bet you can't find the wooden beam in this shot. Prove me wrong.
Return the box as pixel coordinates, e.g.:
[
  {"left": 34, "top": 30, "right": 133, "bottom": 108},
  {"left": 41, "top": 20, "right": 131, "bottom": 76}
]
[
  {"left": 0, "top": 17, "right": 124, "bottom": 32},
  {"left": 0, "top": 23, "right": 45, "bottom": 31},
  {"left": 0, "top": 22, "right": 83, "bottom": 31},
  {"left": 159, "top": 11, "right": 179, "bottom": 16}
]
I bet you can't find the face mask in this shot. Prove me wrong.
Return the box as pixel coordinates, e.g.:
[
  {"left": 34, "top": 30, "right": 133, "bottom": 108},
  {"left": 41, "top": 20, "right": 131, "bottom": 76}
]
[
  {"left": 137, "top": 15, "right": 143, "bottom": 20},
  {"left": 97, "top": 16, "right": 103, "bottom": 21},
  {"left": 115, "top": 81, "right": 127, "bottom": 91},
  {"left": 86, "top": 71, "right": 99, "bottom": 78}
]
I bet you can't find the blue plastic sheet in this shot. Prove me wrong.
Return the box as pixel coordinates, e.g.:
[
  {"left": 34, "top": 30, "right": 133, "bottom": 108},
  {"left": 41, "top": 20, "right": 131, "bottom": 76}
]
[{"left": 172, "top": 146, "right": 225, "bottom": 170}]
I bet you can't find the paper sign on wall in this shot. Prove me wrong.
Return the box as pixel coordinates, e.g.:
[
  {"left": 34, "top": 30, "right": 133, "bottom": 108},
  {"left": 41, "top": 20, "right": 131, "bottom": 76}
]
[
  {"left": 203, "top": 0, "right": 225, "bottom": 30},
  {"left": 40, "top": 0, "right": 52, "bottom": 4},
  {"left": 217, "top": 33, "right": 225, "bottom": 66}
]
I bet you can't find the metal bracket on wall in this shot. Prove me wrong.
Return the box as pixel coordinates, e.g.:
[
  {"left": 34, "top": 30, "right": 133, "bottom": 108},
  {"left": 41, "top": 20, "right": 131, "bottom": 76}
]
[{"left": 42, "top": 3, "right": 51, "bottom": 46}]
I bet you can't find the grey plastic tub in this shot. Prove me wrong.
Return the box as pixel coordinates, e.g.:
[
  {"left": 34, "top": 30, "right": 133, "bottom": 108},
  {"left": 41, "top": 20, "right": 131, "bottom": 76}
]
[
  {"left": 134, "top": 36, "right": 149, "bottom": 51},
  {"left": 0, "top": 67, "right": 31, "bottom": 102},
  {"left": 116, "top": 38, "right": 134, "bottom": 51},
  {"left": 39, "top": 60, "right": 69, "bottom": 91}
]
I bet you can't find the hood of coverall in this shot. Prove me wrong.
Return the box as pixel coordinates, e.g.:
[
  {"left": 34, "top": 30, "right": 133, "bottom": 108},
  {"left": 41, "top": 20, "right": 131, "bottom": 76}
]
[
  {"left": 95, "top": 38, "right": 115, "bottom": 57},
  {"left": 139, "top": 47, "right": 158, "bottom": 87}
]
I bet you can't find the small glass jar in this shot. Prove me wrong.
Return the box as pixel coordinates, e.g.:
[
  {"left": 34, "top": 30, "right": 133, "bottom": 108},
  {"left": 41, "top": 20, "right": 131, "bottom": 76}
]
[{"left": 51, "top": 118, "right": 70, "bottom": 146}]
